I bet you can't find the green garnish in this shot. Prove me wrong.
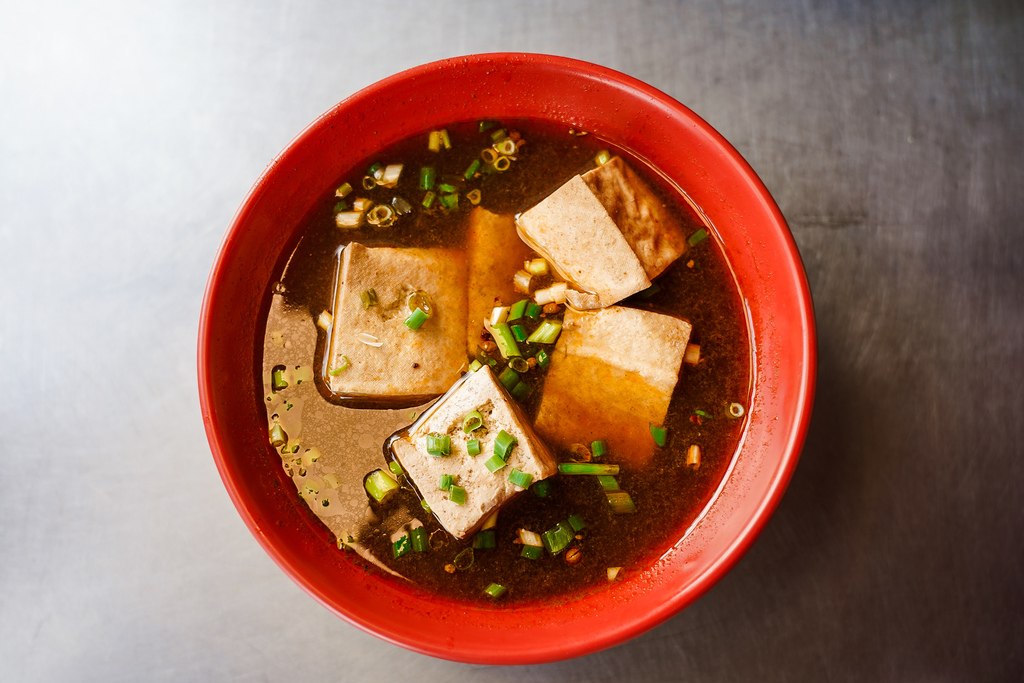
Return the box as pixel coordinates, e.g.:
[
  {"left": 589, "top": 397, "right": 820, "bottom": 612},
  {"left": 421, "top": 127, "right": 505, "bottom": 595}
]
[
  {"left": 364, "top": 469, "right": 399, "bottom": 503},
  {"left": 595, "top": 149, "right": 611, "bottom": 165},
  {"left": 596, "top": 475, "right": 620, "bottom": 492},
  {"left": 404, "top": 307, "right": 429, "bottom": 330},
  {"left": 484, "top": 454, "right": 507, "bottom": 473},
  {"left": 521, "top": 544, "right": 543, "bottom": 560},
  {"left": 419, "top": 166, "right": 436, "bottom": 190},
  {"left": 473, "top": 529, "right": 496, "bottom": 549},
  {"left": 361, "top": 288, "right": 378, "bottom": 308},
  {"left": 507, "top": 299, "right": 528, "bottom": 322},
  {"left": 329, "top": 356, "right": 350, "bottom": 375},
  {"left": 271, "top": 367, "right": 288, "bottom": 392},
  {"left": 422, "top": 190, "right": 436, "bottom": 208},
  {"left": 511, "top": 382, "right": 534, "bottom": 401},
  {"left": 478, "top": 120, "right": 498, "bottom": 132},
  {"left": 508, "top": 357, "right": 529, "bottom": 373},
  {"left": 494, "top": 430, "right": 517, "bottom": 459},
  {"left": 567, "top": 514, "right": 586, "bottom": 532},
  {"left": 557, "top": 463, "right": 620, "bottom": 475},
  {"left": 463, "top": 410, "right": 483, "bottom": 433},
  {"left": 467, "top": 439, "right": 481, "bottom": 456},
  {"left": 392, "top": 533, "right": 410, "bottom": 559},
  {"left": 525, "top": 302, "right": 541, "bottom": 320},
  {"left": 410, "top": 527, "right": 428, "bottom": 552},
  {"left": 448, "top": 485, "right": 467, "bottom": 505},
  {"left": 497, "top": 366, "right": 520, "bottom": 391},
  {"left": 525, "top": 320, "right": 562, "bottom": 345},
  {"left": 591, "top": 440, "right": 608, "bottom": 458},
  {"left": 535, "top": 349, "right": 551, "bottom": 368},
  {"left": 510, "top": 324, "right": 528, "bottom": 342},
  {"left": 453, "top": 547, "right": 474, "bottom": 570},
  {"left": 484, "top": 583, "right": 507, "bottom": 598},
  {"left": 542, "top": 521, "right": 574, "bottom": 554},
  {"left": 468, "top": 359, "right": 483, "bottom": 372},
  {"left": 388, "top": 460, "right": 404, "bottom": 478},
  {"left": 491, "top": 322, "right": 522, "bottom": 357},
  {"left": 464, "top": 159, "right": 481, "bottom": 180},
  {"left": 607, "top": 491, "right": 637, "bottom": 514},
  {"left": 688, "top": 228, "right": 709, "bottom": 246},
  {"left": 508, "top": 468, "right": 534, "bottom": 489},
  {"left": 439, "top": 474, "right": 453, "bottom": 491},
  {"left": 650, "top": 424, "right": 668, "bottom": 447},
  {"left": 426, "top": 433, "right": 451, "bottom": 456},
  {"left": 531, "top": 480, "right": 552, "bottom": 498}
]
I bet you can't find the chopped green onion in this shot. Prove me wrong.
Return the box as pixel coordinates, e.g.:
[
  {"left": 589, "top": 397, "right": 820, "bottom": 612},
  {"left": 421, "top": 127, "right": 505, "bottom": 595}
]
[
  {"left": 595, "top": 149, "right": 611, "bottom": 165},
  {"left": 379, "top": 163, "right": 402, "bottom": 187},
  {"left": 464, "top": 159, "right": 481, "bottom": 179},
  {"left": 426, "top": 433, "right": 451, "bottom": 457},
  {"left": 520, "top": 544, "right": 543, "bottom": 560},
  {"left": 491, "top": 322, "right": 522, "bottom": 357},
  {"left": 428, "top": 131, "right": 443, "bottom": 152},
  {"left": 404, "top": 307, "right": 429, "bottom": 330},
  {"left": 448, "top": 485, "right": 467, "bottom": 505},
  {"left": 391, "top": 196, "right": 413, "bottom": 215},
  {"left": 490, "top": 128, "right": 507, "bottom": 142},
  {"left": 361, "top": 288, "right": 378, "bottom": 308},
  {"left": 479, "top": 120, "right": 498, "bottom": 132},
  {"left": 422, "top": 190, "right": 436, "bottom": 208},
  {"left": 269, "top": 423, "right": 287, "bottom": 448},
  {"left": 493, "top": 155, "right": 511, "bottom": 172},
  {"left": 728, "top": 402, "right": 746, "bottom": 419},
  {"left": 484, "top": 583, "right": 507, "bottom": 598},
  {"left": 494, "top": 430, "right": 517, "bottom": 459},
  {"left": 335, "top": 182, "right": 353, "bottom": 198},
  {"left": 558, "top": 463, "right": 620, "bottom": 475},
  {"left": 497, "top": 366, "right": 520, "bottom": 391},
  {"left": 510, "top": 382, "right": 534, "bottom": 401},
  {"left": 272, "top": 367, "right": 288, "bottom": 392},
  {"left": 468, "top": 359, "right": 482, "bottom": 372},
  {"left": 482, "top": 510, "right": 499, "bottom": 530},
  {"left": 453, "top": 547, "right": 474, "bottom": 570},
  {"left": 484, "top": 454, "right": 507, "bottom": 473},
  {"left": 388, "top": 460, "right": 404, "bottom": 477},
  {"left": 439, "top": 474, "right": 453, "bottom": 491},
  {"left": 439, "top": 129, "right": 451, "bottom": 149},
  {"left": 438, "top": 192, "right": 459, "bottom": 211},
  {"left": 688, "top": 228, "right": 709, "bottom": 246},
  {"left": 419, "top": 166, "right": 436, "bottom": 190},
  {"left": 437, "top": 182, "right": 458, "bottom": 194},
  {"left": 467, "top": 439, "right": 481, "bottom": 456},
  {"left": 591, "top": 440, "right": 608, "bottom": 458},
  {"left": 596, "top": 475, "right": 620, "bottom": 492},
  {"left": 650, "top": 424, "right": 668, "bottom": 447},
  {"left": 410, "top": 527, "right": 428, "bottom": 552},
  {"left": 367, "top": 161, "right": 383, "bottom": 177},
  {"left": 507, "top": 299, "right": 528, "bottom": 322},
  {"left": 420, "top": 499, "right": 432, "bottom": 513},
  {"left": 473, "top": 529, "right": 496, "bottom": 549},
  {"left": 508, "top": 468, "right": 533, "bottom": 489},
  {"left": 466, "top": 188, "right": 482, "bottom": 205},
  {"left": 567, "top": 514, "right": 586, "bottom": 532},
  {"left": 531, "top": 480, "right": 552, "bottom": 497},
  {"left": 361, "top": 175, "right": 377, "bottom": 191},
  {"left": 542, "top": 521, "right": 574, "bottom": 554},
  {"left": 513, "top": 269, "right": 532, "bottom": 293},
  {"left": 328, "top": 356, "right": 350, "bottom": 376},
  {"left": 695, "top": 409, "right": 713, "bottom": 420},
  {"left": 510, "top": 324, "right": 528, "bottom": 342},
  {"left": 316, "top": 310, "right": 333, "bottom": 331},
  {"left": 496, "top": 138, "right": 517, "bottom": 155},
  {"left": 518, "top": 528, "right": 543, "bottom": 547},
  {"left": 525, "top": 258, "right": 549, "bottom": 275},
  {"left": 392, "top": 533, "right": 410, "bottom": 559},
  {"left": 333, "top": 200, "right": 349, "bottom": 213},
  {"left": 607, "top": 491, "right": 637, "bottom": 514},
  {"left": 490, "top": 305, "right": 509, "bottom": 325},
  {"left": 526, "top": 320, "right": 562, "bottom": 344},
  {"left": 463, "top": 410, "right": 483, "bottom": 433},
  {"left": 335, "top": 211, "right": 364, "bottom": 229},
  {"left": 364, "top": 469, "right": 399, "bottom": 503},
  {"left": 508, "top": 357, "right": 529, "bottom": 373},
  {"left": 535, "top": 349, "right": 551, "bottom": 368},
  {"left": 525, "top": 302, "right": 541, "bottom": 320}
]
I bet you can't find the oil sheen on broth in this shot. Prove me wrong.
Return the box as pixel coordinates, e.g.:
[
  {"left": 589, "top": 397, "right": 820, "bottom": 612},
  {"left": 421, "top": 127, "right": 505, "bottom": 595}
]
[{"left": 260, "top": 120, "right": 751, "bottom": 605}]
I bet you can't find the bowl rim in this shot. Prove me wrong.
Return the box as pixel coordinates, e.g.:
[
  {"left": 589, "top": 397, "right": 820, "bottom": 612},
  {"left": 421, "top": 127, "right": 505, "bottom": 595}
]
[{"left": 199, "top": 52, "right": 816, "bottom": 664}]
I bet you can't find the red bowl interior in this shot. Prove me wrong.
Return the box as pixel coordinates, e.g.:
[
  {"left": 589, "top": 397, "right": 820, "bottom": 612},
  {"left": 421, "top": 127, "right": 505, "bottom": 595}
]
[{"left": 198, "top": 53, "right": 816, "bottom": 664}]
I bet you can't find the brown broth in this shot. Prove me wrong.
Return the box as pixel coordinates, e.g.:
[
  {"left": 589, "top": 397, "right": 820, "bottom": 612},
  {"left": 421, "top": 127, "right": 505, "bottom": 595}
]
[{"left": 260, "top": 119, "right": 751, "bottom": 605}]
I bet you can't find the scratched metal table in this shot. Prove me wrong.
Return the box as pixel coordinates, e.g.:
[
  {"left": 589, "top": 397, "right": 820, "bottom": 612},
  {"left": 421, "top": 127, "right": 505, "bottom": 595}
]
[{"left": 2, "top": 1, "right": 1021, "bottom": 680}]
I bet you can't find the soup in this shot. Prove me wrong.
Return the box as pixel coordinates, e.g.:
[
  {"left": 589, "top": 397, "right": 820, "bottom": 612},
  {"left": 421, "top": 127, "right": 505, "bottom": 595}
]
[{"left": 259, "top": 120, "right": 750, "bottom": 605}]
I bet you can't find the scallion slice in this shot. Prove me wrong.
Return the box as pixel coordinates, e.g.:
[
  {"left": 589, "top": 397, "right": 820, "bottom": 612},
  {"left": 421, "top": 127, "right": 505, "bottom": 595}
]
[
  {"left": 419, "top": 166, "right": 436, "bottom": 190},
  {"left": 328, "top": 356, "right": 350, "bottom": 376},
  {"left": 510, "top": 324, "right": 528, "bottom": 342},
  {"left": 453, "top": 547, "right": 474, "bottom": 570},
  {"left": 557, "top": 463, "right": 619, "bottom": 475},
  {"left": 467, "top": 439, "right": 481, "bottom": 456},
  {"left": 525, "top": 302, "right": 541, "bottom": 320},
  {"left": 482, "top": 510, "right": 499, "bottom": 530},
  {"left": 392, "top": 533, "right": 410, "bottom": 559},
  {"left": 388, "top": 460, "right": 404, "bottom": 477},
  {"left": 491, "top": 322, "right": 522, "bottom": 357},
  {"left": 650, "top": 424, "right": 668, "bottom": 447},
  {"left": 526, "top": 320, "right": 562, "bottom": 345},
  {"left": 479, "top": 120, "right": 498, "bottom": 132},
  {"left": 695, "top": 409, "right": 714, "bottom": 420},
  {"left": 511, "top": 382, "right": 534, "bottom": 401},
  {"left": 542, "top": 521, "right": 574, "bottom": 554},
  {"left": 473, "top": 529, "right": 496, "bottom": 549},
  {"left": 497, "top": 366, "right": 519, "bottom": 391},
  {"left": 391, "top": 195, "right": 413, "bottom": 215},
  {"left": 607, "top": 491, "right": 637, "bottom": 514},
  {"left": 439, "top": 129, "right": 451, "bottom": 149},
  {"left": 422, "top": 190, "right": 436, "bottom": 208},
  {"left": 404, "top": 307, "right": 429, "bottom": 330},
  {"left": 535, "top": 349, "right": 551, "bottom": 368},
  {"left": 530, "top": 480, "right": 552, "bottom": 497},
  {"left": 466, "top": 188, "right": 482, "bottom": 205},
  {"left": 269, "top": 423, "right": 287, "bottom": 448},
  {"left": 513, "top": 269, "right": 532, "bottom": 293},
  {"left": 335, "top": 182, "right": 353, "bottom": 198},
  {"left": 464, "top": 159, "right": 481, "bottom": 180},
  {"left": 333, "top": 199, "right": 349, "bottom": 213},
  {"left": 728, "top": 402, "right": 746, "bottom": 419},
  {"left": 484, "top": 454, "right": 507, "bottom": 473},
  {"left": 361, "top": 288, "right": 378, "bottom": 308},
  {"left": 410, "top": 527, "right": 428, "bottom": 552},
  {"left": 437, "top": 182, "right": 457, "bottom": 194},
  {"left": 508, "top": 357, "right": 529, "bottom": 373},
  {"left": 271, "top": 367, "right": 288, "bottom": 392},
  {"left": 507, "top": 299, "right": 528, "bottom": 322},
  {"left": 448, "top": 485, "right": 467, "bottom": 505},
  {"left": 688, "top": 228, "right": 709, "bottom": 246},
  {"left": 520, "top": 544, "right": 543, "bottom": 560},
  {"left": 364, "top": 469, "right": 399, "bottom": 503},
  {"left": 484, "top": 583, "right": 507, "bottom": 598},
  {"left": 595, "top": 149, "right": 611, "bottom": 165},
  {"left": 508, "top": 468, "right": 533, "bottom": 489},
  {"left": 591, "top": 440, "right": 608, "bottom": 458},
  {"left": 426, "top": 433, "right": 451, "bottom": 457},
  {"left": 468, "top": 359, "right": 482, "bottom": 372},
  {"left": 439, "top": 192, "right": 458, "bottom": 211},
  {"left": 439, "top": 474, "right": 453, "bottom": 491},
  {"left": 596, "top": 475, "right": 620, "bottom": 492},
  {"left": 494, "top": 430, "right": 517, "bottom": 459},
  {"left": 567, "top": 514, "right": 586, "bottom": 532},
  {"left": 518, "top": 529, "right": 543, "bottom": 547},
  {"left": 463, "top": 410, "right": 483, "bottom": 433}
]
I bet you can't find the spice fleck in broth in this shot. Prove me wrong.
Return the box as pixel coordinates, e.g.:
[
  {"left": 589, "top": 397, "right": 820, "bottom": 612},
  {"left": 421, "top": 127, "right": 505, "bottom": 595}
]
[{"left": 260, "top": 120, "right": 751, "bottom": 604}]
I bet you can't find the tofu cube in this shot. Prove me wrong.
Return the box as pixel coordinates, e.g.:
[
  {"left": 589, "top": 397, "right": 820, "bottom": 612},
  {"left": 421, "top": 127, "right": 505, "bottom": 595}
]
[
  {"left": 533, "top": 306, "right": 692, "bottom": 465},
  {"left": 326, "top": 242, "right": 468, "bottom": 399},
  {"left": 390, "top": 366, "right": 557, "bottom": 539}
]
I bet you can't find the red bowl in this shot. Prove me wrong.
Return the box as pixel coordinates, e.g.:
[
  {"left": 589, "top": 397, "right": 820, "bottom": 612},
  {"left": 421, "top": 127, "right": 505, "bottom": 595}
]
[{"left": 198, "top": 53, "right": 815, "bottom": 664}]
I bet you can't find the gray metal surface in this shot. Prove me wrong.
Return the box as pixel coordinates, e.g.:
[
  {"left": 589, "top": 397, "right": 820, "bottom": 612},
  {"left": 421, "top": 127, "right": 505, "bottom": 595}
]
[{"left": 2, "top": 1, "right": 1021, "bottom": 680}]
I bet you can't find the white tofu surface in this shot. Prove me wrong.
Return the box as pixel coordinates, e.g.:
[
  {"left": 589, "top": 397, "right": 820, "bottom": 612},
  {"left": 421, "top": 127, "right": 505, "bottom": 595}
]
[
  {"left": 389, "top": 366, "right": 557, "bottom": 539},
  {"left": 326, "top": 242, "right": 468, "bottom": 399},
  {"left": 516, "top": 175, "right": 651, "bottom": 307}
]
